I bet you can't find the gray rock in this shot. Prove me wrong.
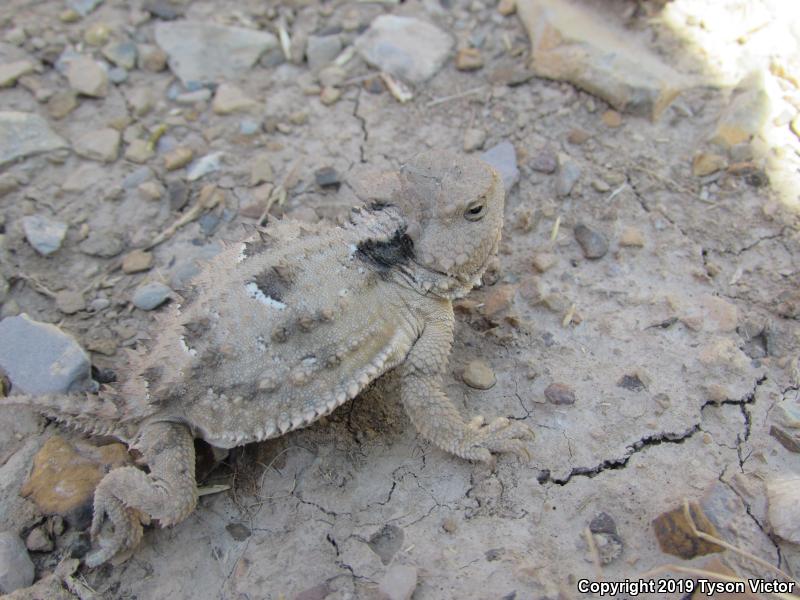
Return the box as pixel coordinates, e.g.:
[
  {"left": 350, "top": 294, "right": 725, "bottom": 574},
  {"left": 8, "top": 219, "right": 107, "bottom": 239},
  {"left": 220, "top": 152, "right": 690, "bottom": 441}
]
[
  {"left": 355, "top": 15, "right": 453, "bottom": 83},
  {"left": 102, "top": 40, "right": 137, "bottom": 70},
  {"left": 66, "top": 56, "right": 108, "bottom": 98},
  {"left": 481, "top": 140, "right": 519, "bottom": 190},
  {"left": 463, "top": 128, "right": 486, "bottom": 152},
  {"left": 0, "top": 531, "right": 34, "bottom": 594},
  {"left": 315, "top": 166, "right": 341, "bottom": 189},
  {"left": 176, "top": 88, "right": 212, "bottom": 105},
  {"left": 766, "top": 477, "right": 800, "bottom": 544},
  {"left": 187, "top": 151, "right": 224, "bottom": 181},
  {"left": 79, "top": 231, "right": 125, "bottom": 258},
  {"left": 531, "top": 152, "right": 557, "bottom": 174},
  {"left": 154, "top": 21, "right": 278, "bottom": 85},
  {"left": 132, "top": 282, "right": 172, "bottom": 310},
  {"left": 68, "top": 0, "right": 103, "bottom": 16},
  {"left": 123, "top": 166, "right": 153, "bottom": 189},
  {"left": 516, "top": 0, "right": 689, "bottom": 119},
  {"left": 73, "top": 127, "right": 120, "bottom": 162},
  {"left": 378, "top": 564, "right": 418, "bottom": 600},
  {"left": 0, "top": 111, "right": 68, "bottom": 167},
  {"left": 21, "top": 215, "right": 68, "bottom": 256},
  {"left": 0, "top": 60, "right": 36, "bottom": 87},
  {"left": 108, "top": 67, "right": 128, "bottom": 84},
  {"left": 0, "top": 314, "right": 93, "bottom": 394},
  {"left": 144, "top": 0, "right": 183, "bottom": 20},
  {"left": 55, "top": 290, "right": 85, "bottom": 315},
  {"left": 544, "top": 382, "right": 576, "bottom": 405},
  {"left": 306, "top": 34, "right": 342, "bottom": 71},
  {"left": 556, "top": 153, "right": 580, "bottom": 197},
  {"left": 574, "top": 223, "right": 608, "bottom": 259}
]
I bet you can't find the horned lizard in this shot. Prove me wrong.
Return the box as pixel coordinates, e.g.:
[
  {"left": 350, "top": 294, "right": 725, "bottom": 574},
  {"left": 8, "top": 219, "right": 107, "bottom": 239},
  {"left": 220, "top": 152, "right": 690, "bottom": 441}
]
[{"left": 4, "top": 150, "right": 533, "bottom": 567}]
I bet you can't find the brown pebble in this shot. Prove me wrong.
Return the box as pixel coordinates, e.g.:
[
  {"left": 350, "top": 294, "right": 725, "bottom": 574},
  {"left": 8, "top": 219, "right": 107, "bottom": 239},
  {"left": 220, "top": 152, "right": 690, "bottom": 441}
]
[
  {"left": 692, "top": 153, "right": 727, "bottom": 177},
  {"left": 544, "top": 382, "right": 576, "bottom": 405},
  {"left": 652, "top": 502, "right": 724, "bottom": 559},
  {"left": 442, "top": 517, "right": 458, "bottom": 533},
  {"left": 498, "top": 0, "right": 516, "bottom": 15},
  {"left": 532, "top": 252, "right": 556, "bottom": 273},
  {"left": 601, "top": 110, "right": 622, "bottom": 128},
  {"left": 482, "top": 284, "right": 516, "bottom": 317},
  {"left": 320, "top": 86, "right": 341, "bottom": 105},
  {"left": 619, "top": 227, "right": 645, "bottom": 247},
  {"left": 122, "top": 249, "right": 154, "bottom": 273},
  {"left": 455, "top": 47, "right": 484, "bottom": 71},
  {"left": 164, "top": 146, "right": 194, "bottom": 171},
  {"left": 567, "top": 128, "right": 590, "bottom": 145}
]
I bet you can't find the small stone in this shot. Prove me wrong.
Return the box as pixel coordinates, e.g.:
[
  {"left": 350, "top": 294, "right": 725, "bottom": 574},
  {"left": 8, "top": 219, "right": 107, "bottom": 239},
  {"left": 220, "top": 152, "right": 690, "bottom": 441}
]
[
  {"left": 239, "top": 119, "right": 260, "bottom": 135},
  {"left": 709, "top": 73, "right": 769, "bottom": 149},
  {"left": 0, "top": 60, "right": 36, "bottom": 87},
  {"left": 355, "top": 15, "right": 454, "bottom": 83},
  {"left": 315, "top": 167, "right": 341, "bottom": 189},
  {"left": 766, "top": 477, "right": 800, "bottom": 543},
  {"left": 481, "top": 140, "right": 519, "bottom": 189},
  {"left": 137, "top": 44, "right": 168, "bottom": 72},
  {"left": 567, "top": 128, "right": 590, "bottom": 145},
  {"left": 306, "top": 34, "right": 342, "bottom": 71},
  {"left": 498, "top": 0, "right": 516, "bottom": 15},
  {"left": 47, "top": 90, "right": 78, "bottom": 119},
  {"left": 517, "top": 0, "right": 687, "bottom": 118},
  {"left": 66, "top": 56, "right": 108, "bottom": 97},
  {"left": 544, "top": 382, "right": 576, "bottom": 405},
  {"left": 442, "top": 517, "right": 457, "bottom": 533},
  {"left": 729, "top": 142, "right": 753, "bottom": 163},
  {"left": 73, "top": 127, "right": 120, "bottom": 162},
  {"left": 123, "top": 166, "right": 153, "bottom": 189},
  {"left": 592, "top": 532, "right": 624, "bottom": 565},
  {"left": 319, "top": 65, "right": 346, "bottom": 88},
  {"left": 138, "top": 181, "right": 164, "bottom": 201},
  {"left": 378, "top": 564, "right": 418, "bottom": 600},
  {"left": 555, "top": 153, "right": 580, "bottom": 197},
  {"left": 652, "top": 502, "right": 724, "bottom": 559},
  {"left": 455, "top": 47, "right": 484, "bottom": 71},
  {"left": 250, "top": 154, "right": 274, "bottom": 185},
  {"left": 175, "top": 89, "right": 212, "bottom": 105},
  {"left": 4, "top": 27, "right": 26, "bottom": 46},
  {"left": 164, "top": 146, "right": 193, "bottom": 171},
  {"left": 462, "top": 360, "right": 496, "bottom": 390},
  {"left": 589, "top": 512, "right": 618, "bottom": 535},
  {"left": 55, "top": 290, "right": 85, "bottom": 315},
  {"left": 0, "top": 174, "right": 18, "bottom": 197},
  {"left": 125, "top": 87, "right": 156, "bottom": 117},
  {"left": 601, "top": 110, "right": 622, "bottom": 127},
  {"left": 770, "top": 426, "right": 800, "bottom": 453},
  {"left": 187, "top": 151, "right": 223, "bottom": 181},
  {"left": 25, "top": 527, "right": 53, "bottom": 553},
  {"left": 79, "top": 231, "right": 124, "bottom": 258},
  {"left": 692, "top": 153, "right": 727, "bottom": 177},
  {"left": 124, "top": 139, "right": 154, "bottom": 164},
  {"left": 225, "top": 522, "right": 251, "bottom": 541},
  {"left": 619, "top": 226, "right": 644, "bottom": 247},
  {"left": 591, "top": 178, "right": 611, "bottom": 193},
  {"left": 102, "top": 40, "right": 137, "bottom": 70},
  {"left": 0, "top": 111, "right": 68, "bottom": 166},
  {"left": 574, "top": 223, "right": 608, "bottom": 259},
  {"left": 68, "top": 0, "right": 103, "bottom": 16},
  {"left": 288, "top": 111, "right": 309, "bottom": 126},
  {"left": 21, "top": 215, "right": 67, "bottom": 256},
  {"left": 143, "top": 0, "right": 183, "bottom": 20},
  {"left": 83, "top": 22, "right": 111, "bottom": 46},
  {"left": 21, "top": 436, "right": 130, "bottom": 529},
  {"left": 154, "top": 21, "right": 278, "bottom": 85},
  {"left": 532, "top": 252, "right": 556, "bottom": 272},
  {"left": 0, "top": 314, "right": 93, "bottom": 394},
  {"left": 0, "top": 532, "right": 34, "bottom": 593},
  {"left": 132, "top": 281, "right": 172, "bottom": 310},
  {"left": 320, "top": 86, "right": 341, "bottom": 105},
  {"left": 212, "top": 83, "right": 257, "bottom": 115},
  {"left": 482, "top": 284, "right": 516, "bottom": 317},
  {"left": 530, "top": 152, "right": 557, "bottom": 174},
  {"left": 108, "top": 67, "right": 128, "bottom": 84},
  {"left": 463, "top": 128, "right": 487, "bottom": 152}
]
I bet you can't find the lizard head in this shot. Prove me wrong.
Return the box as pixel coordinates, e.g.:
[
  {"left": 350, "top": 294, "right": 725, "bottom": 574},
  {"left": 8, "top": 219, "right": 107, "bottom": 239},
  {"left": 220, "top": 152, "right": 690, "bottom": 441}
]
[{"left": 395, "top": 150, "right": 505, "bottom": 296}]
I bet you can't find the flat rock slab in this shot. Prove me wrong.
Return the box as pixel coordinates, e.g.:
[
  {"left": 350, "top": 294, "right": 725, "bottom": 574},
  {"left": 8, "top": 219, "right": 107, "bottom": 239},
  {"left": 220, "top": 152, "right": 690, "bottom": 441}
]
[
  {"left": 0, "top": 111, "right": 67, "bottom": 167},
  {"left": 516, "top": 0, "right": 688, "bottom": 119},
  {"left": 154, "top": 21, "right": 277, "bottom": 85},
  {"left": 355, "top": 15, "right": 453, "bottom": 83},
  {"left": 0, "top": 314, "right": 93, "bottom": 394}
]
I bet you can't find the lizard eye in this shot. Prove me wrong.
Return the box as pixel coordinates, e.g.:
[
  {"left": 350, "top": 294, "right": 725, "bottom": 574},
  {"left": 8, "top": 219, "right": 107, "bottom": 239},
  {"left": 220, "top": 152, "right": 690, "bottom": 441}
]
[{"left": 464, "top": 203, "right": 486, "bottom": 221}]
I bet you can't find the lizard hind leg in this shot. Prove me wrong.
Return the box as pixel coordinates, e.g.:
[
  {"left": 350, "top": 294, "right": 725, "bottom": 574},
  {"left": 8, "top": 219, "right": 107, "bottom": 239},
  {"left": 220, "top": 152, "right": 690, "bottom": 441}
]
[{"left": 84, "top": 421, "right": 197, "bottom": 567}]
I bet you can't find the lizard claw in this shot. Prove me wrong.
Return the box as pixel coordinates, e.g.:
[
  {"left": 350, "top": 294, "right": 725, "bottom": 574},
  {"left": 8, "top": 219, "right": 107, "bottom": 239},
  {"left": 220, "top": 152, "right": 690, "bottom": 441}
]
[
  {"left": 84, "top": 487, "right": 143, "bottom": 567},
  {"left": 460, "top": 417, "right": 534, "bottom": 463}
]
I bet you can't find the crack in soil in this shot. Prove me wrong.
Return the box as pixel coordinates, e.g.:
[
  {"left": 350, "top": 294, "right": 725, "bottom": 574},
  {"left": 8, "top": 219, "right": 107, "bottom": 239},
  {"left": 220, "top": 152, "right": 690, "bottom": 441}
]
[
  {"left": 539, "top": 376, "right": 767, "bottom": 486},
  {"left": 352, "top": 87, "right": 368, "bottom": 164}
]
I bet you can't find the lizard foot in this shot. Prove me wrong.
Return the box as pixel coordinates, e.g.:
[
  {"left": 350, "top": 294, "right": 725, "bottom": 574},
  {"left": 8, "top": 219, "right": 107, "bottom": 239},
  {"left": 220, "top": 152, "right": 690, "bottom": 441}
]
[
  {"left": 458, "top": 416, "right": 534, "bottom": 464},
  {"left": 84, "top": 470, "right": 146, "bottom": 568}
]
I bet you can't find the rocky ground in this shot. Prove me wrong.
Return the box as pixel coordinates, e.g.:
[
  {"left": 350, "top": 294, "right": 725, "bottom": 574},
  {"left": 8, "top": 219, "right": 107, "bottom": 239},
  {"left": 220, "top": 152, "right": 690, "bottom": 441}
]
[{"left": 0, "top": 0, "right": 799, "bottom": 598}]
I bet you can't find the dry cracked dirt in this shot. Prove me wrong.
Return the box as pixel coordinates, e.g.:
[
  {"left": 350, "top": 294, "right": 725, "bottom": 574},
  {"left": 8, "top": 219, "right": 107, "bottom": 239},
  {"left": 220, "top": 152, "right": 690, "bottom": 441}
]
[{"left": 0, "top": 0, "right": 799, "bottom": 598}]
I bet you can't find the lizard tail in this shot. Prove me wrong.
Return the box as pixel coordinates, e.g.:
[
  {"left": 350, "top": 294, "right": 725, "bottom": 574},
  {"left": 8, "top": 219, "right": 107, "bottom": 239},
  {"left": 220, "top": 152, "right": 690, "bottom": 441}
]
[{"left": 1, "top": 388, "right": 125, "bottom": 437}]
